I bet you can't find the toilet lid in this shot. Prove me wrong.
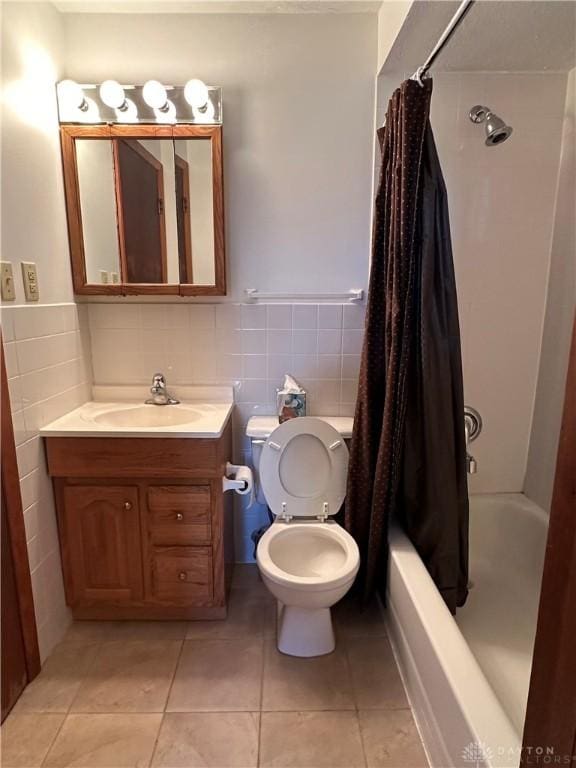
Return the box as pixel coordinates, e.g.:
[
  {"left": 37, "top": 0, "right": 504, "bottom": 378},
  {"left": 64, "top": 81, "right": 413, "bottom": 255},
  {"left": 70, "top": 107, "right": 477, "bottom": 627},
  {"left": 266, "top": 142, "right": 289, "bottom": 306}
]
[{"left": 260, "top": 417, "right": 349, "bottom": 518}]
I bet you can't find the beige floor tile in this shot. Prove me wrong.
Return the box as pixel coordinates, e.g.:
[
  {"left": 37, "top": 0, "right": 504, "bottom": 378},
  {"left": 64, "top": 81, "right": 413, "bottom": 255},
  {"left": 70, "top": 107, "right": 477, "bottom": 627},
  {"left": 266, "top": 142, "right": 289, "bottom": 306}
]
[
  {"left": 230, "top": 564, "right": 261, "bottom": 590},
  {"left": 186, "top": 590, "right": 268, "bottom": 640},
  {"left": 359, "top": 710, "right": 429, "bottom": 767},
  {"left": 70, "top": 640, "right": 182, "bottom": 713},
  {"left": 106, "top": 621, "right": 188, "bottom": 642},
  {"left": 333, "top": 594, "right": 388, "bottom": 638},
  {"left": 151, "top": 712, "right": 259, "bottom": 767},
  {"left": 262, "top": 599, "right": 277, "bottom": 638},
  {"left": 260, "top": 711, "right": 365, "bottom": 768},
  {"left": 1, "top": 713, "right": 64, "bottom": 767},
  {"left": 262, "top": 638, "right": 355, "bottom": 711},
  {"left": 167, "top": 638, "right": 263, "bottom": 712},
  {"left": 58, "top": 623, "right": 112, "bottom": 648},
  {"left": 14, "top": 644, "right": 99, "bottom": 714},
  {"left": 346, "top": 637, "right": 408, "bottom": 709},
  {"left": 43, "top": 713, "right": 161, "bottom": 767}
]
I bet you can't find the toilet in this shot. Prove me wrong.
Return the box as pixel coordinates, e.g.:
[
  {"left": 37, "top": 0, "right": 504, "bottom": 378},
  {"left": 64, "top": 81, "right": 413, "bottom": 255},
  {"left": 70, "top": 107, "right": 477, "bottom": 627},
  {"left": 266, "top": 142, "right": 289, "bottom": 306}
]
[{"left": 248, "top": 416, "right": 360, "bottom": 657}]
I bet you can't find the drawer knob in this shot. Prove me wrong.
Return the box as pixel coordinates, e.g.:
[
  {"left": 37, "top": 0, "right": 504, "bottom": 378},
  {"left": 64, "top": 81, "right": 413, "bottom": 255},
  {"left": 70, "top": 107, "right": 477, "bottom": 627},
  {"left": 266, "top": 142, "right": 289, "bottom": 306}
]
[
  {"left": 176, "top": 512, "right": 184, "bottom": 521},
  {"left": 124, "top": 501, "right": 132, "bottom": 511},
  {"left": 178, "top": 571, "right": 187, "bottom": 581}
]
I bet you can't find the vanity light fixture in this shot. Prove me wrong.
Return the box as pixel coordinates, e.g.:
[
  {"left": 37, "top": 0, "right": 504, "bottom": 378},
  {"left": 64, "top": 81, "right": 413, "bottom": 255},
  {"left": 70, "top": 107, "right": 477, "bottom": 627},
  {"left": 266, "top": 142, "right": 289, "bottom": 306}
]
[
  {"left": 57, "top": 79, "right": 88, "bottom": 112},
  {"left": 142, "top": 79, "right": 169, "bottom": 112},
  {"left": 184, "top": 78, "right": 209, "bottom": 111},
  {"left": 56, "top": 79, "right": 221, "bottom": 124},
  {"left": 99, "top": 79, "right": 128, "bottom": 111}
]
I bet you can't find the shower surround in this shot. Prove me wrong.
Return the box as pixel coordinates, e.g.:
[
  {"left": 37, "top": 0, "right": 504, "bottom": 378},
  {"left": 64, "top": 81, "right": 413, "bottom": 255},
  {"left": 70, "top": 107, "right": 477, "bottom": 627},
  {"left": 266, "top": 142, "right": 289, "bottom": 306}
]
[{"left": 376, "top": 70, "right": 569, "bottom": 496}]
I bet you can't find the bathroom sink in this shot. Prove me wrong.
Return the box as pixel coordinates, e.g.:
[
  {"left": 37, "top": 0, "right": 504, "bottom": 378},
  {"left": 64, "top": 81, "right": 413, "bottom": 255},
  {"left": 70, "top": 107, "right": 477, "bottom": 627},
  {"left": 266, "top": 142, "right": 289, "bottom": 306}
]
[
  {"left": 39, "top": 385, "right": 234, "bottom": 439},
  {"left": 93, "top": 404, "right": 202, "bottom": 428}
]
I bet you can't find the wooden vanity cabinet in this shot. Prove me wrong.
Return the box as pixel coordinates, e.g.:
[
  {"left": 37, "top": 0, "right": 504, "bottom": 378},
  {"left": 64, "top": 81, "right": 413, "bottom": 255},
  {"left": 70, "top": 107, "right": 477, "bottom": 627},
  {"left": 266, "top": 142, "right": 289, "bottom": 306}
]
[{"left": 45, "top": 423, "right": 234, "bottom": 620}]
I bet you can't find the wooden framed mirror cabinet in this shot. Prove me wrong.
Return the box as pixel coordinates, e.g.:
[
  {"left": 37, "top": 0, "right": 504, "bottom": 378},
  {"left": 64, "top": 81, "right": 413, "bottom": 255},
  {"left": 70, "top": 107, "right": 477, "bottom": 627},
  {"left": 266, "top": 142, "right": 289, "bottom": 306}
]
[{"left": 60, "top": 124, "right": 225, "bottom": 296}]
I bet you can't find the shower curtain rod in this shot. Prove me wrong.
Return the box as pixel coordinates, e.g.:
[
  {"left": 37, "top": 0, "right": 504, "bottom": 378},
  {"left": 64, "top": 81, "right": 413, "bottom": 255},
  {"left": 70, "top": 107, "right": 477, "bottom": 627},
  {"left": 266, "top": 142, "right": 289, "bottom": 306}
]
[{"left": 411, "top": 0, "right": 475, "bottom": 85}]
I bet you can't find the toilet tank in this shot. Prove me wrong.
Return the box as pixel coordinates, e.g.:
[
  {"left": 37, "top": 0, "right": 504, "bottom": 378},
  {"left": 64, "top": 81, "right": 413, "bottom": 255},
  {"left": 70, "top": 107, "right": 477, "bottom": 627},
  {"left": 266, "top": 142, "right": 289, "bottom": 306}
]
[{"left": 246, "top": 416, "right": 354, "bottom": 505}]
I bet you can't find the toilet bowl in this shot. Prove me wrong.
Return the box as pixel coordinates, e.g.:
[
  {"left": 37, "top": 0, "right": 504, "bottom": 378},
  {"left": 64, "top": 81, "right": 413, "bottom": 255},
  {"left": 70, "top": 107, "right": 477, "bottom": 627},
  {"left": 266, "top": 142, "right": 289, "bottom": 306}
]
[{"left": 251, "top": 416, "right": 360, "bottom": 657}]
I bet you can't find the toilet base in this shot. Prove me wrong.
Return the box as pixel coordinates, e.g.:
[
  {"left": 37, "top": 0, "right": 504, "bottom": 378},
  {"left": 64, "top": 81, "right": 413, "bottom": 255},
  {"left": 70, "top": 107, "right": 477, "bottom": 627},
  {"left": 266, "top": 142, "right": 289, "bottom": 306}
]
[{"left": 276, "top": 602, "right": 335, "bottom": 657}]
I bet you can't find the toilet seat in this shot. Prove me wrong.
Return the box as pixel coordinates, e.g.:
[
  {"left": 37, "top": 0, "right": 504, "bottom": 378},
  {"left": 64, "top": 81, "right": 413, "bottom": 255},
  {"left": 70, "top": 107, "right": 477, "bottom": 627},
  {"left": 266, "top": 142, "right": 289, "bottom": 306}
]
[
  {"left": 259, "top": 417, "right": 349, "bottom": 519},
  {"left": 257, "top": 522, "right": 359, "bottom": 592}
]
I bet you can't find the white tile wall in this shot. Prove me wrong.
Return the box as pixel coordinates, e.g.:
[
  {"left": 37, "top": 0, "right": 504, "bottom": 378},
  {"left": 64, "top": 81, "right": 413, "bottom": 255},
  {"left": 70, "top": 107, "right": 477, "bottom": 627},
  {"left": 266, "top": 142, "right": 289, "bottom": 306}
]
[
  {"left": 87, "top": 301, "right": 366, "bottom": 561},
  {"left": 1, "top": 303, "right": 92, "bottom": 660}
]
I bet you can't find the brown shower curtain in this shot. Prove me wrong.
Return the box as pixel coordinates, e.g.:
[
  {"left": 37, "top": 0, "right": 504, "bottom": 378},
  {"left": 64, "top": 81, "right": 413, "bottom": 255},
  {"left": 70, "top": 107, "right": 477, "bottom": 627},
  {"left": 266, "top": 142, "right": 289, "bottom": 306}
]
[{"left": 346, "top": 78, "right": 469, "bottom": 614}]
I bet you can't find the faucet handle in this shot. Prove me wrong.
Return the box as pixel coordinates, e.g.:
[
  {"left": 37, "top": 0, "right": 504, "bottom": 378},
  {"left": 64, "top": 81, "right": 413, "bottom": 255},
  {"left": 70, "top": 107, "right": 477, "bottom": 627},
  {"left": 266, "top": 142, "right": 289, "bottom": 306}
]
[{"left": 151, "top": 372, "right": 166, "bottom": 388}]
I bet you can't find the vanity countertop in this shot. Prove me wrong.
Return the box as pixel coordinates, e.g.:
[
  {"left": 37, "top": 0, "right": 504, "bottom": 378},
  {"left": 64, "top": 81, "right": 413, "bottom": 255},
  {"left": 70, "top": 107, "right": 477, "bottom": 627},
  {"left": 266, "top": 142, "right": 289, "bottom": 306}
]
[{"left": 40, "top": 385, "right": 234, "bottom": 439}]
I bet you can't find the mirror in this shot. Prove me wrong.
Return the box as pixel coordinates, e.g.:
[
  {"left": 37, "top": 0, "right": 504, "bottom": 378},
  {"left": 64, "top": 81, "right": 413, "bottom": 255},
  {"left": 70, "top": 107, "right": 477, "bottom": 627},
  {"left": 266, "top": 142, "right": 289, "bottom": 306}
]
[{"left": 61, "top": 125, "right": 225, "bottom": 295}]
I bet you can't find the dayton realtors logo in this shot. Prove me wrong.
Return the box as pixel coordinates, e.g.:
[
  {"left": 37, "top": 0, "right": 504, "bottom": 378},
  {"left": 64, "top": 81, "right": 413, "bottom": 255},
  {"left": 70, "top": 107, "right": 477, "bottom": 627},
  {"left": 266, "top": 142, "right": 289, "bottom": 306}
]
[
  {"left": 463, "top": 741, "right": 575, "bottom": 766},
  {"left": 462, "top": 742, "right": 495, "bottom": 767}
]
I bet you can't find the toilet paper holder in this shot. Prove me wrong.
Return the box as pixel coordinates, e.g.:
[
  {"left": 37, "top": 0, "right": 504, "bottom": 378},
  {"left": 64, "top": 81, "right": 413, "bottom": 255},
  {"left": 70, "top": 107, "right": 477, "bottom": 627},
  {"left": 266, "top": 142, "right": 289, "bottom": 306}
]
[{"left": 222, "top": 462, "right": 251, "bottom": 493}]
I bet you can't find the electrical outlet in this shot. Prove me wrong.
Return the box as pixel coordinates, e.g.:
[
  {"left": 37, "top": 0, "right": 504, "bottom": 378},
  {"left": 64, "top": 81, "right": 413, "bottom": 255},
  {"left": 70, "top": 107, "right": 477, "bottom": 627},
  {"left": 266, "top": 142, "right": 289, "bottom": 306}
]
[
  {"left": 1, "top": 262, "right": 16, "bottom": 301},
  {"left": 100, "top": 270, "right": 109, "bottom": 284},
  {"left": 110, "top": 272, "right": 119, "bottom": 284},
  {"left": 21, "top": 262, "right": 39, "bottom": 302}
]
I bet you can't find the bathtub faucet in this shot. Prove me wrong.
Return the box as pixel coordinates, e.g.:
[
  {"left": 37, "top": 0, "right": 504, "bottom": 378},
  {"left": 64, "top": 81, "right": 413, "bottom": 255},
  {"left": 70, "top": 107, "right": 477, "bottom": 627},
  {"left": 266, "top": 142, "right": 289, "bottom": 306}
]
[{"left": 464, "top": 406, "right": 482, "bottom": 475}]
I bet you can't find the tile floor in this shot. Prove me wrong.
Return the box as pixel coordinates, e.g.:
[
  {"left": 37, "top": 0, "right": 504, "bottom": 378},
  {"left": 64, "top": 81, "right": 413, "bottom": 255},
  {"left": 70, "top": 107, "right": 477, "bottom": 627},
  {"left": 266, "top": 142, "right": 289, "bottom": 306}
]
[{"left": 1, "top": 566, "right": 428, "bottom": 768}]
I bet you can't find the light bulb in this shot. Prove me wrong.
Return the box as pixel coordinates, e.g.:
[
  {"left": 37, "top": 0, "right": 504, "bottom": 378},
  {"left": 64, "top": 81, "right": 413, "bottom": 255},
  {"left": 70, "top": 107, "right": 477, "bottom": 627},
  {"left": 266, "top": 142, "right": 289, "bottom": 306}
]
[
  {"left": 99, "top": 79, "right": 127, "bottom": 110},
  {"left": 142, "top": 80, "right": 168, "bottom": 111},
  {"left": 184, "top": 78, "right": 209, "bottom": 110},
  {"left": 193, "top": 99, "right": 215, "bottom": 123},
  {"left": 120, "top": 98, "right": 139, "bottom": 122},
  {"left": 57, "top": 79, "right": 88, "bottom": 112},
  {"left": 154, "top": 100, "right": 176, "bottom": 123}
]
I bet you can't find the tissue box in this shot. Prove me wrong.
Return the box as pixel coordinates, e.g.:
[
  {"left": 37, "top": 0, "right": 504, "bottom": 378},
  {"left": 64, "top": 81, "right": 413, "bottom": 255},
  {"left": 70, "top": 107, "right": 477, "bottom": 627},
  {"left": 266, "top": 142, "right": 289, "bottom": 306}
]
[{"left": 277, "top": 391, "right": 307, "bottom": 423}]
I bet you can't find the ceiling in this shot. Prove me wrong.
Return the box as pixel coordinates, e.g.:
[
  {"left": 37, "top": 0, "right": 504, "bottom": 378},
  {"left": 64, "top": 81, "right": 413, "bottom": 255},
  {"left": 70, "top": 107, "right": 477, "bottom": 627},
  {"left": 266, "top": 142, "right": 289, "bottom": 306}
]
[
  {"left": 53, "top": 0, "right": 381, "bottom": 13},
  {"left": 383, "top": 0, "right": 576, "bottom": 74}
]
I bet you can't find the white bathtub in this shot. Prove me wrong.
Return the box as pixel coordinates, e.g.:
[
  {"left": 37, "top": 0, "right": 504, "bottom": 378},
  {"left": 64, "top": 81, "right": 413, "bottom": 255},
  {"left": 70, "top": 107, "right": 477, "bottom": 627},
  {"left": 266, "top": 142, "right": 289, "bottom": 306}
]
[{"left": 386, "top": 494, "right": 548, "bottom": 768}]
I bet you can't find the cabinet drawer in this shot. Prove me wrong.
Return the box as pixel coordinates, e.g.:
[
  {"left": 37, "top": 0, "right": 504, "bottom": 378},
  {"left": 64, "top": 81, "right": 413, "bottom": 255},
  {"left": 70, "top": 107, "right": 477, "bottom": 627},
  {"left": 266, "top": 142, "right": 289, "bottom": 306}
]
[
  {"left": 151, "top": 546, "right": 213, "bottom": 602},
  {"left": 147, "top": 486, "right": 211, "bottom": 545}
]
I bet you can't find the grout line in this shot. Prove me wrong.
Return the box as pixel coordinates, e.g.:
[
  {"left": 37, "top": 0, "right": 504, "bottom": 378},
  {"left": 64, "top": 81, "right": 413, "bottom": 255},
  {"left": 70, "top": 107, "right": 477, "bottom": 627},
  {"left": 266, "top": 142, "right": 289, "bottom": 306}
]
[
  {"left": 39, "top": 712, "right": 68, "bottom": 768},
  {"left": 356, "top": 708, "right": 369, "bottom": 768},
  {"left": 256, "top": 609, "right": 267, "bottom": 768},
  {"left": 256, "top": 710, "right": 263, "bottom": 768},
  {"left": 163, "top": 638, "right": 186, "bottom": 715},
  {"left": 148, "top": 710, "right": 168, "bottom": 768},
  {"left": 17, "top": 356, "right": 85, "bottom": 379},
  {"left": 20, "top": 380, "right": 89, "bottom": 416}
]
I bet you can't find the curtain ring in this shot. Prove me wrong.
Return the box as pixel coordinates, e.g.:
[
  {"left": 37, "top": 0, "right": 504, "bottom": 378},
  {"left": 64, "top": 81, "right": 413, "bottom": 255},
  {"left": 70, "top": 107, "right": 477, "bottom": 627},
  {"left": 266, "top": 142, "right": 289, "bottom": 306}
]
[{"left": 413, "top": 66, "right": 427, "bottom": 88}]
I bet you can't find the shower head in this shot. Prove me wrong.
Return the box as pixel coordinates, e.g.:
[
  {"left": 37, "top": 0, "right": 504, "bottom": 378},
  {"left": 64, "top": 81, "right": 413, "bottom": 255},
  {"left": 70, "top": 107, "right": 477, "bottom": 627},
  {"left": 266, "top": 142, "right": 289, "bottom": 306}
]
[{"left": 469, "top": 105, "right": 513, "bottom": 146}]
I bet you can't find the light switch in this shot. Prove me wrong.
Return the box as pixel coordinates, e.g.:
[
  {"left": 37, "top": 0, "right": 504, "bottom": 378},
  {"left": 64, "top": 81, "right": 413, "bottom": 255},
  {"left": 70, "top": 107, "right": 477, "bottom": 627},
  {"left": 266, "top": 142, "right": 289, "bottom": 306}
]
[
  {"left": 21, "top": 262, "right": 39, "bottom": 302},
  {"left": 1, "top": 262, "right": 16, "bottom": 301}
]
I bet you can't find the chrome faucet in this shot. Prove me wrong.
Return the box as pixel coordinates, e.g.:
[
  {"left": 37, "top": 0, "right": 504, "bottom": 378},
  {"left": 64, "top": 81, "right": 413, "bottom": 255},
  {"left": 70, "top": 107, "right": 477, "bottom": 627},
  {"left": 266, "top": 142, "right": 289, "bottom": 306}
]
[
  {"left": 464, "top": 406, "right": 482, "bottom": 474},
  {"left": 145, "top": 373, "right": 180, "bottom": 406}
]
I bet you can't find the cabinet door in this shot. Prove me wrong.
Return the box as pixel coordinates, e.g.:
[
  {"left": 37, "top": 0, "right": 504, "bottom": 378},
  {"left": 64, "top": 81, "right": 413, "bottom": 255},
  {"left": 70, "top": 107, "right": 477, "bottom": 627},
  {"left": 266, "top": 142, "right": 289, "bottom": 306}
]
[{"left": 62, "top": 485, "right": 143, "bottom": 606}]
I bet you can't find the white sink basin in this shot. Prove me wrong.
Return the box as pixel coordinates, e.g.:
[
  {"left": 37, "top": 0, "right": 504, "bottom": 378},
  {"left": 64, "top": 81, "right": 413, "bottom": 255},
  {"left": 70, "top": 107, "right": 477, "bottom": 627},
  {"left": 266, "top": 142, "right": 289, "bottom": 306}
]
[
  {"left": 93, "top": 404, "right": 202, "bottom": 428},
  {"left": 39, "top": 385, "right": 234, "bottom": 438}
]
